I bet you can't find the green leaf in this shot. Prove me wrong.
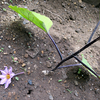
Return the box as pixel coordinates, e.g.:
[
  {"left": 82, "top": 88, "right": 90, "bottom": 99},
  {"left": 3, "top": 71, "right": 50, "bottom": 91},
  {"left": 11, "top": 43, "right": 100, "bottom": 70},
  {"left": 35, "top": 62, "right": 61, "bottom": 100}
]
[
  {"left": 3, "top": 8, "right": 6, "bottom": 11},
  {"left": 82, "top": 54, "right": 97, "bottom": 77},
  {"left": 9, "top": 5, "right": 53, "bottom": 33},
  {"left": 66, "top": 89, "right": 72, "bottom": 93},
  {"left": 58, "top": 79, "right": 62, "bottom": 82},
  {"left": 18, "top": 14, "right": 23, "bottom": 18},
  {"left": 15, "top": 77, "right": 19, "bottom": 81}
]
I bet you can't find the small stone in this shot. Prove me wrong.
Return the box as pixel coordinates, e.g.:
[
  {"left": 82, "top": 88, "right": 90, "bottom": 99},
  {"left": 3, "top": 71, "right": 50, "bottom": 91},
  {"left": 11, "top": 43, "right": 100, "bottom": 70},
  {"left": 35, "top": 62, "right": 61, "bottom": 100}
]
[
  {"left": 10, "top": 16, "right": 15, "bottom": 20},
  {"left": 74, "top": 80, "right": 78, "bottom": 86},
  {"left": 62, "top": 3, "right": 66, "bottom": 7},
  {"left": 74, "top": 90, "right": 78, "bottom": 96},
  {"left": 75, "top": 29, "right": 80, "bottom": 33},
  {"left": 8, "top": 45, "right": 11, "bottom": 49},
  {"left": 62, "top": 70, "right": 67, "bottom": 79},
  {"left": 28, "top": 80, "right": 33, "bottom": 85},
  {"left": 8, "top": 92, "right": 11, "bottom": 97},
  {"left": 23, "top": 19, "right": 29, "bottom": 24},
  {"left": 24, "top": 53, "right": 28, "bottom": 58},
  {"left": 27, "top": 70, "right": 31, "bottom": 75},
  {"left": 53, "top": 59, "right": 57, "bottom": 63},
  {"left": 3, "top": 52, "right": 8, "bottom": 55},
  {"left": 18, "top": 59, "right": 24, "bottom": 64},
  {"left": 49, "top": 94, "right": 53, "bottom": 100},
  {"left": 69, "top": 14, "right": 76, "bottom": 20},
  {"left": 34, "top": 64, "right": 38, "bottom": 70},
  {"left": 22, "top": 63, "right": 26, "bottom": 67},
  {"left": 27, "top": 61, "right": 31, "bottom": 66},
  {"left": 14, "top": 51, "right": 16, "bottom": 54},
  {"left": 46, "top": 61, "right": 52, "bottom": 68},
  {"left": 28, "top": 67, "right": 30, "bottom": 70},
  {"left": 79, "top": 0, "right": 82, "bottom": 3},
  {"left": 42, "top": 70, "right": 49, "bottom": 75}
]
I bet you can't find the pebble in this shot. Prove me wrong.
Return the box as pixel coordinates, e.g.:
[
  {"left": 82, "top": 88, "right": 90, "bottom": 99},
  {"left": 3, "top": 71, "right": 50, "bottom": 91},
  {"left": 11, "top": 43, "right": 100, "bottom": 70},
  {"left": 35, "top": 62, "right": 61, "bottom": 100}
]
[
  {"left": 24, "top": 53, "right": 28, "bottom": 58},
  {"left": 22, "top": 63, "right": 26, "bottom": 67},
  {"left": 75, "top": 29, "right": 80, "bottom": 33},
  {"left": 28, "top": 67, "right": 30, "bottom": 70},
  {"left": 74, "top": 90, "right": 78, "bottom": 96},
  {"left": 74, "top": 80, "right": 78, "bottom": 86},
  {"left": 49, "top": 94, "right": 53, "bottom": 100},
  {"left": 18, "top": 59, "right": 24, "bottom": 64},
  {"left": 23, "top": 19, "right": 29, "bottom": 24},
  {"left": 62, "top": 3, "right": 66, "bottom": 8},
  {"left": 46, "top": 61, "right": 52, "bottom": 68},
  {"left": 27, "top": 70, "right": 31, "bottom": 75},
  {"left": 42, "top": 70, "right": 49, "bottom": 75},
  {"left": 8, "top": 45, "right": 11, "bottom": 49},
  {"left": 27, "top": 61, "right": 31, "bottom": 66},
  {"left": 10, "top": 16, "right": 15, "bottom": 21},
  {"left": 28, "top": 80, "right": 33, "bottom": 85},
  {"left": 62, "top": 70, "right": 67, "bottom": 79},
  {"left": 34, "top": 64, "right": 38, "bottom": 70}
]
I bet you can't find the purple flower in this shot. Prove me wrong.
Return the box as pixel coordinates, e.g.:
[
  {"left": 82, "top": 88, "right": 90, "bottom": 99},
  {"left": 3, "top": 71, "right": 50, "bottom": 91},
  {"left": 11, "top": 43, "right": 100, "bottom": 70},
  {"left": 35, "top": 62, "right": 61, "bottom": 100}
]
[{"left": 0, "top": 66, "right": 24, "bottom": 89}]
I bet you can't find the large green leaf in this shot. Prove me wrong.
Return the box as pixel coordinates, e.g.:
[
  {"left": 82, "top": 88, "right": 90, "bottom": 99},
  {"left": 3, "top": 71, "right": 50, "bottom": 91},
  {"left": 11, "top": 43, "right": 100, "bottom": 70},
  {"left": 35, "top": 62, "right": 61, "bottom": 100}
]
[
  {"left": 9, "top": 5, "right": 53, "bottom": 33},
  {"left": 82, "top": 54, "right": 97, "bottom": 77}
]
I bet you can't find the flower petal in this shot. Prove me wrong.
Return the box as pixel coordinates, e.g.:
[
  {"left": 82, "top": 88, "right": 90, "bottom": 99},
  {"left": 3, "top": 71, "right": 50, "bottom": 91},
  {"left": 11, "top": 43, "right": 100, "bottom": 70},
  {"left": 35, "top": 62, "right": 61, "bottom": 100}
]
[
  {"left": 5, "top": 78, "right": 11, "bottom": 89},
  {"left": 0, "top": 75, "right": 6, "bottom": 79},
  {"left": 10, "top": 72, "right": 15, "bottom": 78},
  {"left": 0, "top": 78, "right": 7, "bottom": 84},
  {"left": 9, "top": 67, "right": 12, "bottom": 74},
  {"left": 0, "top": 70, "right": 6, "bottom": 75},
  {"left": 4, "top": 66, "right": 8, "bottom": 73}
]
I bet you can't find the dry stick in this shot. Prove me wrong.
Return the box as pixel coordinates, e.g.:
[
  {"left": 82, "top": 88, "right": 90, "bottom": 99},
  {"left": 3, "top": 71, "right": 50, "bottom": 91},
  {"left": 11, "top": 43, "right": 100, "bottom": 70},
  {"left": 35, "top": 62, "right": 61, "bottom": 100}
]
[{"left": 51, "top": 36, "right": 100, "bottom": 71}]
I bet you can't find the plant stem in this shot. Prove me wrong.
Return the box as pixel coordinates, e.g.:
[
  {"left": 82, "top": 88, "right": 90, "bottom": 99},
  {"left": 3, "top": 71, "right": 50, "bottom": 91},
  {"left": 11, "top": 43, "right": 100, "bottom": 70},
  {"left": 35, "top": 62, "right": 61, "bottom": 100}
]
[
  {"left": 74, "top": 56, "right": 99, "bottom": 78},
  {"left": 58, "top": 63, "right": 82, "bottom": 69},
  {"left": 15, "top": 72, "right": 24, "bottom": 76},
  {"left": 51, "top": 36, "right": 100, "bottom": 71},
  {"left": 88, "top": 20, "right": 100, "bottom": 43},
  {"left": 47, "top": 32, "right": 63, "bottom": 60}
]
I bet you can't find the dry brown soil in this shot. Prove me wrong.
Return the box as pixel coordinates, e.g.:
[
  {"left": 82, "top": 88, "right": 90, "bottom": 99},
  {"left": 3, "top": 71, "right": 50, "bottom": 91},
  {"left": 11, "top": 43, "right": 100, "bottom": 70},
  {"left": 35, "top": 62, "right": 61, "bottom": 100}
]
[{"left": 0, "top": 0, "right": 100, "bottom": 100}]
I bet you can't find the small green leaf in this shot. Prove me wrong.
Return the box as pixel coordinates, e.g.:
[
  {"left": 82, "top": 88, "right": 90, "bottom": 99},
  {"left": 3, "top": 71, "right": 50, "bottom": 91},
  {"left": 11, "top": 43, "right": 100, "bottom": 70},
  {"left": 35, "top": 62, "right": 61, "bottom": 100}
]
[
  {"left": 48, "top": 57, "right": 50, "bottom": 60},
  {"left": 82, "top": 54, "right": 97, "bottom": 77},
  {"left": 78, "top": 68, "right": 81, "bottom": 74},
  {"left": 18, "top": 14, "right": 23, "bottom": 18},
  {"left": 66, "top": 89, "right": 72, "bottom": 93},
  {"left": 1, "top": 48, "right": 4, "bottom": 50},
  {"left": 10, "top": 0, "right": 13, "bottom": 3},
  {"left": 9, "top": 5, "right": 53, "bottom": 33},
  {"left": 3, "top": 8, "right": 6, "bottom": 11},
  {"left": 15, "top": 77, "right": 19, "bottom": 81},
  {"left": 58, "top": 79, "right": 62, "bottom": 82}
]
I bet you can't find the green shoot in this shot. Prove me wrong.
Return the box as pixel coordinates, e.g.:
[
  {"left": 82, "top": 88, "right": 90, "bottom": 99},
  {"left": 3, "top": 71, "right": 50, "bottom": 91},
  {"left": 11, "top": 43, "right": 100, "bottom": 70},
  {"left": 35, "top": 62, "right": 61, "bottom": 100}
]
[{"left": 67, "top": 89, "right": 72, "bottom": 93}]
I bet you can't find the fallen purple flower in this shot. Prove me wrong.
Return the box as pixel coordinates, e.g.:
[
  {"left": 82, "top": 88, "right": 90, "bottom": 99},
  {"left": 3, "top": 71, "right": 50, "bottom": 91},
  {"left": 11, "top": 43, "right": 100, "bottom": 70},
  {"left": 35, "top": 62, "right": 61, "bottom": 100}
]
[{"left": 0, "top": 66, "right": 24, "bottom": 89}]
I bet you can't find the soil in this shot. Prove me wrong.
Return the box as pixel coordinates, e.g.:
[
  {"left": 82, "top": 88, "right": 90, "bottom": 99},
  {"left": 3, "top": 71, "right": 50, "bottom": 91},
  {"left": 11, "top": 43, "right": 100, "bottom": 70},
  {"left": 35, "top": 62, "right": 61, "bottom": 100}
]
[{"left": 0, "top": 0, "right": 100, "bottom": 100}]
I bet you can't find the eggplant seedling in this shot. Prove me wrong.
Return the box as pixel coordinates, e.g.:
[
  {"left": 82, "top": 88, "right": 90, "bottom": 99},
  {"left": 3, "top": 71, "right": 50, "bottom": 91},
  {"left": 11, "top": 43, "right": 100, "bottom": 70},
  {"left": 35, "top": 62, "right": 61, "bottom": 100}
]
[{"left": 9, "top": 5, "right": 100, "bottom": 79}]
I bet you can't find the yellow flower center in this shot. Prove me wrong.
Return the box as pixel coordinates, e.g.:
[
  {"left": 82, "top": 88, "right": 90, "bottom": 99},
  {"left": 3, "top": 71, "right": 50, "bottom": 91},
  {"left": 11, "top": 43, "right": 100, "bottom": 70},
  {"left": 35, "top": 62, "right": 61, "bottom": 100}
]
[{"left": 6, "top": 74, "right": 10, "bottom": 79}]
